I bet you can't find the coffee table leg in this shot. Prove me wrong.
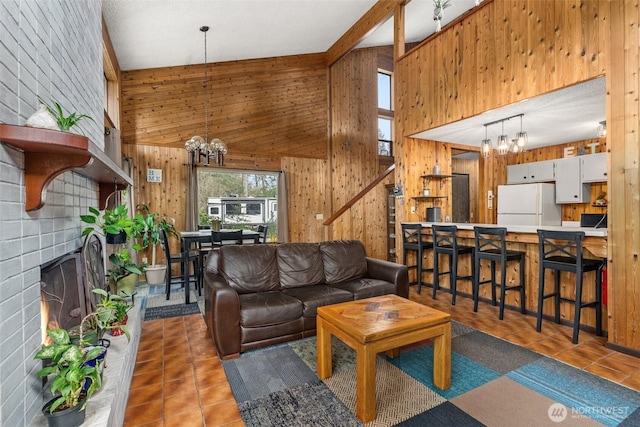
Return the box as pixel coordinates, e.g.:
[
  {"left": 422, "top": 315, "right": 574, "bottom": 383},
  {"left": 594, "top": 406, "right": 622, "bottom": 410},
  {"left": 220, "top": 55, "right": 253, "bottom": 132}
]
[
  {"left": 356, "top": 344, "right": 377, "bottom": 423},
  {"left": 432, "top": 322, "right": 451, "bottom": 389},
  {"left": 317, "top": 317, "right": 332, "bottom": 379}
]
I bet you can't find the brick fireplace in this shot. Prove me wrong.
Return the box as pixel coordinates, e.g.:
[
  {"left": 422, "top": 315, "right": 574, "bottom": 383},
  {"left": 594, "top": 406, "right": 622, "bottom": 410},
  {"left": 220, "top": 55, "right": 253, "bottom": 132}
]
[{"left": 0, "top": 2, "right": 107, "bottom": 426}]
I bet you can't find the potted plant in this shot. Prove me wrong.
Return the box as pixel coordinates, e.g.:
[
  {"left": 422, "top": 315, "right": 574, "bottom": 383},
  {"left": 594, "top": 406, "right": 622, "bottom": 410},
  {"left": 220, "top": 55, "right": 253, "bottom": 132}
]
[
  {"left": 34, "top": 329, "right": 103, "bottom": 427},
  {"left": 40, "top": 98, "right": 96, "bottom": 133},
  {"left": 433, "top": 0, "right": 452, "bottom": 32},
  {"left": 135, "top": 204, "right": 177, "bottom": 286},
  {"left": 92, "top": 288, "right": 131, "bottom": 342},
  {"left": 81, "top": 203, "right": 146, "bottom": 294},
  {"left": 81, "top": 204, "right": 137, "bottom": 244},
  {"left": 109, "top": 299, "right": 131, "bottom": 337}
]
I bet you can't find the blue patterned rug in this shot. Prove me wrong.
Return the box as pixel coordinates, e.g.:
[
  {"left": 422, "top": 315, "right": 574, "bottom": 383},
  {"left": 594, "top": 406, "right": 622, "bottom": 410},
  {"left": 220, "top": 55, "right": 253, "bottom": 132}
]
[{"left": 222, "top": 322, "right": 640, "bottom": 427}]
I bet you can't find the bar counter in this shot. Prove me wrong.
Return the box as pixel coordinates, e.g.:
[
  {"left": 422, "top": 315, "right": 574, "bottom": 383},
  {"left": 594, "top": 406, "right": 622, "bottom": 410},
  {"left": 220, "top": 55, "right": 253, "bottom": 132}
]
[{"left": 402, "top": 222, "right": 608, "bottom": 334}]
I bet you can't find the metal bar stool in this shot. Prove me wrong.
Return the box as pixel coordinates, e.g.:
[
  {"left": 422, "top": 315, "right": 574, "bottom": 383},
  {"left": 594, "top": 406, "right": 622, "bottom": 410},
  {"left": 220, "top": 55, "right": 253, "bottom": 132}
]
[
  {"left": 401, "top": 223, "right": 433, "bottom": 294},
  {"left": 432, "top": 225, "right": 474, "bottom": 305},
  {"left": 473, "top": 226, "right": 526, "bottom": 320},
  {"left": 536, "top": 230, "right": 604, "bottom": 344}
]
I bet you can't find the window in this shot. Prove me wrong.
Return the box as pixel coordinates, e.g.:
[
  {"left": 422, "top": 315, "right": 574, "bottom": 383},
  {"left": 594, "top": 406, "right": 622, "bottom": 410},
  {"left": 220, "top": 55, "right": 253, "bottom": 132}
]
[
  {"left": 197, "top": 170, "right": 278, "bottom": 239},
  {"left": 378, "top": 70, "right": 394, "bottom": 156}
]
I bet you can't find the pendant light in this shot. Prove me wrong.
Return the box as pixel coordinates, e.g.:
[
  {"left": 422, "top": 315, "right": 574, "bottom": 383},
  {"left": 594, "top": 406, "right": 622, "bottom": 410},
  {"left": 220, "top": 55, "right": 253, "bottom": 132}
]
[
  {"left": 184, "top": 26, "right": 227, "bottom": 167},
  {"left": 496, "top": 120, "right": 509, "bottom": 156},
  {"left": 480, "top": 125, "right": 492, "bottom": 158}
]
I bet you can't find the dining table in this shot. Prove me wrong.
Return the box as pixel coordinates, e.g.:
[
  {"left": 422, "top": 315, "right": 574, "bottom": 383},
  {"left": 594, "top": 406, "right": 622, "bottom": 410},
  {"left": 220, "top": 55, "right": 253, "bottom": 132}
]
[
  {"left": 177, "top": 229, "right": 261, "bottom": 304},
  {"left": 179, "top": 228, "right": 261, "bottom": 251}
]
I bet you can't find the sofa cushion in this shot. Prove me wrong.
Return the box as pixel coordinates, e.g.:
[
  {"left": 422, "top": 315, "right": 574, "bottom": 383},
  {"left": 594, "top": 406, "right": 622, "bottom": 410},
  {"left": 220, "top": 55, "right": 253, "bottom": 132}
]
[
  {"left": 282, "top": 285, "right": 353, "bottom": 318},
  {"left": 277, "top": 243, "right": 325, "bottom": 288},
  {"left": 329, "top": 278, "right": 396, "bottom": 300},
  {"left": 238, "top": 291, "right": 303, "bottom": 327},
  {"left": 219, "top": 245, "right": 280, "bottom": 294},
  {"left": 319, "top": 240, "right": 368, "bottom": 285}
]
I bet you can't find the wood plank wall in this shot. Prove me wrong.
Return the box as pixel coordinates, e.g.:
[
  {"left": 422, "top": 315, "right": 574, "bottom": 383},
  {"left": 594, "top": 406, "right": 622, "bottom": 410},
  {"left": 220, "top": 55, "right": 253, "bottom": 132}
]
[
  {"left": 120, "top": 46, "right": 395, "bottom": 258},
  {"left": 395, "top": 0, "right": 640, "bottom": 351},
  {"left": 327, "top": 46, "right": 394, "bottom": 258},
  {"left": 120, "top": 53, "right": 329, "bottom": 159},
  {"left": 607, "top": 1, "right": 640, "bottom": 352}
]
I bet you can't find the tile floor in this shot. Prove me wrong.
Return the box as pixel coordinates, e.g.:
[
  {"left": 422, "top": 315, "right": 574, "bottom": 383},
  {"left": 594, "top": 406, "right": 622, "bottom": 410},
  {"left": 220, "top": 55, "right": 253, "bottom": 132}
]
[{"left": 123, "top": 288, "right": 640, "bottom": 426}]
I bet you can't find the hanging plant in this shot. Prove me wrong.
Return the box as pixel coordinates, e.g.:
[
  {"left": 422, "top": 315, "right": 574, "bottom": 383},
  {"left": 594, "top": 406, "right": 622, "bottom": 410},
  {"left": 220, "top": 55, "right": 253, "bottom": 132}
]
[{"left": 433, "top": 0, "right": 453, "bottom": 32}]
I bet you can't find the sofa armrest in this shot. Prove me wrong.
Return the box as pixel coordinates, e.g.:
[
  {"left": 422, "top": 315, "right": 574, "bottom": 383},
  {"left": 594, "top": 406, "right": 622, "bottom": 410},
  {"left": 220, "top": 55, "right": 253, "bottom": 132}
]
[
  {"left": 204, "top": 270, "right": 241, "bottom": 359},
  {"left": 365, "top": 257, "right": 409, "bottom": 298}
]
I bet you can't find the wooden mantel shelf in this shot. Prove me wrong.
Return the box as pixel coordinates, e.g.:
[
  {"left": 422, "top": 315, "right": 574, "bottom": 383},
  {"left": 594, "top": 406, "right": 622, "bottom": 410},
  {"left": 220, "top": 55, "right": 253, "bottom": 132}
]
[{"left": 0, "top": 124, "right": 132, "bottom": 211}]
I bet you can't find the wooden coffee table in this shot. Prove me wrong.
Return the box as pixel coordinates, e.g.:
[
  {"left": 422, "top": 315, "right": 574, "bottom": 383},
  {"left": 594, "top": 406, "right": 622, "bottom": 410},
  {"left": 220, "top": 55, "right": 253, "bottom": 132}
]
[{"left": 316, "top": 294, "right": 451, "bottom": 423}]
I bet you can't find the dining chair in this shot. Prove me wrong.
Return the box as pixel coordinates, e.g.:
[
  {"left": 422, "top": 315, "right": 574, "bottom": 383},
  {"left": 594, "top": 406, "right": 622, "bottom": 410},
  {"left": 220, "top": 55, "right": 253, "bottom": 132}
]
[
  {"left": 212, "top": 230, "right": 244, "bottom": 247},
  {"left": 161, "top": 229, "right": 201, "bottom": 301},
  {"left": 256, "top": 224, "right": 268, "bottom": 244}
]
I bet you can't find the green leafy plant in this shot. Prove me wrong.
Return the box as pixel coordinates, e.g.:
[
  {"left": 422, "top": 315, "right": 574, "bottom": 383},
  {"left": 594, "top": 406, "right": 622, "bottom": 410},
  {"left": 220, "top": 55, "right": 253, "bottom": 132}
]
[
  {"left": 112, "top": 299, "right": 131, "bottom": 323},
  {"left": 81, "top": 205, "right": 138, "bottom": 238},
  {"left": 135, "top": 204, "right": 177, "bottom": 267},
  {"left": 34, "top": 329, "right": 103, "bottom": 413},
  {"left": 81, "top": 204, "right": 146, "bottom": 293},
  {"left": 199, "top": 210, "right": 211, "bottom": 227},
  {"left": 39, "top": 98, "right": 96, "bottom": 133},
  {"left": 91, "top": 288, "right": 131, "bottom": 342}
]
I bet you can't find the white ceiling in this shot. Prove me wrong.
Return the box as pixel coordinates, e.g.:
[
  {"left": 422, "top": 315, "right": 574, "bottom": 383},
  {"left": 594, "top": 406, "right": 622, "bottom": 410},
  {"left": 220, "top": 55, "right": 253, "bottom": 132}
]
[
  {"left": 102, "top": 0, "right": 606, "bottom": 150},
  {"left": 414, "top": 77, "right": 606, "bottom": 149}
]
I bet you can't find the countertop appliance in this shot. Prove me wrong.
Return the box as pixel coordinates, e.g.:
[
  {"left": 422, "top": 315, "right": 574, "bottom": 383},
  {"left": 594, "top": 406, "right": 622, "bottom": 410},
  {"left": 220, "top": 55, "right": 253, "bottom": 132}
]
[{"left": 497, "top": 183, "right": 561, "bottom": 226}]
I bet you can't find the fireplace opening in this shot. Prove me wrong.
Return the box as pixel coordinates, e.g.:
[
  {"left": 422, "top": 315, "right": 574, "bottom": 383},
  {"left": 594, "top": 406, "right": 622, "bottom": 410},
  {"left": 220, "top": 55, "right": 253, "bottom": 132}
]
[{"left": 40, "top": 232, "right": 107, "bottom": 344}]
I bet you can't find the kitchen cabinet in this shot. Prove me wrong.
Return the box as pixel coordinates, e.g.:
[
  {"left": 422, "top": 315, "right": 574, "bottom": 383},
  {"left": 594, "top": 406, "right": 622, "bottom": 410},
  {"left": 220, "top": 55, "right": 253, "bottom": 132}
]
[
  {"left": 581, "top": 152, "right": 608, "bottom": 183},
  {"left": 507, "top": 160, "right": 555, "bottom": 184},
  {"left": 555, "top": 157, "right": 590, "bottom": 203}
]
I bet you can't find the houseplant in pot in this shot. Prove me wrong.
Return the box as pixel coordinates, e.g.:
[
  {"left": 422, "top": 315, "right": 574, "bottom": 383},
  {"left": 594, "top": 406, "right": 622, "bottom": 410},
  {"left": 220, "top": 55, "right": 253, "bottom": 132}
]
[
  {"left": 92, "top": 288, "right": 131, "bottom": 342},
  {"left": 35, "top": 328, "right": 103, "bottom": 427},
  {"left": 107, "top": 298, "right": 131, "bottom": 338},
  {"left": 81, "top": 204, "right": 136, "bottom": 245},
  {"left": 135, "top": 204, "right": 177, "bottom": 286},
  {"left": 81, "top": 203, "right": 146, "bottom": 294}
]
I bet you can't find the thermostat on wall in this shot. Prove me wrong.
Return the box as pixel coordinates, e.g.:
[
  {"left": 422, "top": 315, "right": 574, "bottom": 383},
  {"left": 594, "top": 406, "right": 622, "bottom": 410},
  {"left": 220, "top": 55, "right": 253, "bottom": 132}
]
[{"left": 147, "top": 168, "right": 162, "bottom": 183}]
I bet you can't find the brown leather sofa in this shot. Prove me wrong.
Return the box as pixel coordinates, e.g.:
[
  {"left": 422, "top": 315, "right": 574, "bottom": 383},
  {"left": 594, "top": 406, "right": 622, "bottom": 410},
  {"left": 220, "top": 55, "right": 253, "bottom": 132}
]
[{"left": 204, "top": 240, "right": 409, "bottom": 359}]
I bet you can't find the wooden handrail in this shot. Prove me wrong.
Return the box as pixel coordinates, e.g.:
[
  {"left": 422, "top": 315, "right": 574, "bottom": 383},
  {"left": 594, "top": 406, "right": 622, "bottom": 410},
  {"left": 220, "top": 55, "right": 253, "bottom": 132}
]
[{"left": 323, "top": 163, "right": 395, "bottom": 226}]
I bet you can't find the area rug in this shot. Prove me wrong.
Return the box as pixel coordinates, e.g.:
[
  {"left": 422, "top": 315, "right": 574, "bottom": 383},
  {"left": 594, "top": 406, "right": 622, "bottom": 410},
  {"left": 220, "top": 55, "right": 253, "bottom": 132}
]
[
  {"left": 143, "top": 303, "right": 201, "bottom": 320},
  {"left": 222, "top": 322, "right": 640, "bottom": 427},
  {"left": 141, "top": 283, "right": 203, "bottom": 320}
]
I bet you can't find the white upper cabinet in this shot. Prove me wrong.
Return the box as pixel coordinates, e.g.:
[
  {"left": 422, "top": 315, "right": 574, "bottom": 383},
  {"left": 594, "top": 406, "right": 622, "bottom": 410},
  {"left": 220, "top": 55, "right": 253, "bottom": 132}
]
[
  {"left": 581, "top": 152, "right": 608, "bottom": 183},
  {"left": 507, "top": 159, "right": 555, "bottom": 184},
  {"left": 555, "top": 157, "right": 590, "bottom": 203}
]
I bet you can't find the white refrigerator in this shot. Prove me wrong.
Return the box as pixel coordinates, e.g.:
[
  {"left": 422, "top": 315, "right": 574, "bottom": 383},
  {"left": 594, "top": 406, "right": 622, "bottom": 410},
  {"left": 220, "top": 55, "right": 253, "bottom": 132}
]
[{"left": 497, "top": 183, "right": 561, "bottom": 226}]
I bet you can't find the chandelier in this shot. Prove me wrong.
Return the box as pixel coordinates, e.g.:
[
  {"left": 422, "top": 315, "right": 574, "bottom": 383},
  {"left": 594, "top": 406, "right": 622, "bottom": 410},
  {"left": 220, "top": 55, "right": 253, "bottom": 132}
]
[
  {"left": 185, "top": 26, "right": 227, "bottom": 167},
  {"left": 480, "top": 113, "right": 528, "bottom": 158}
]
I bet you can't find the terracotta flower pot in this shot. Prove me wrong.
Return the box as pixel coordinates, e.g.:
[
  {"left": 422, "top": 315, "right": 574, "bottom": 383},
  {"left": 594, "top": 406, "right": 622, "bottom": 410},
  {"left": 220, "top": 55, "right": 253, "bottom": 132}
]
[{"left": 110, "top": 314, "right": 128, "bottom": 337}]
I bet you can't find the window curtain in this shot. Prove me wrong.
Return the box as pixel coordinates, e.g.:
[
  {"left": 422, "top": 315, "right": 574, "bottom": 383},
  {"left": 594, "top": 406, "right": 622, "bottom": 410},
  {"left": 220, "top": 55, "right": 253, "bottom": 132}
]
[
  {"left": 277, "top": 170, "right": 289, "bottom": 243},
  {"left": 186, "top": 163, "right": 199, "bottom": 231}
]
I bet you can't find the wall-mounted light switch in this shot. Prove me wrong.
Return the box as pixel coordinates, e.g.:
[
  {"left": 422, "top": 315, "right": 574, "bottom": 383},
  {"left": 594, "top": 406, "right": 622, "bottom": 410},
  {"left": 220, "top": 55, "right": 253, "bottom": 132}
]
[{"left": 488, "top": 190, "right": 494, "bottom": 210}]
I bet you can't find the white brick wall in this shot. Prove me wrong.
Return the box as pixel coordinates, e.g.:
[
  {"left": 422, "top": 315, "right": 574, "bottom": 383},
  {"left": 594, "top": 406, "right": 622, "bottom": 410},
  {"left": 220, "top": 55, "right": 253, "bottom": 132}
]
[{"left": 0, "top": 1, "right": 104, "bottom": 426}]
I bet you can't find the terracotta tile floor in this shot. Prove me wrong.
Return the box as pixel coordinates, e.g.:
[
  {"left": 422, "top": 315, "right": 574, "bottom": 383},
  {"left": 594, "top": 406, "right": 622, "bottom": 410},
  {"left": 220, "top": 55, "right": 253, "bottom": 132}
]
[{"left": 124, "top": 289, "right": 640, "bottom": 426}]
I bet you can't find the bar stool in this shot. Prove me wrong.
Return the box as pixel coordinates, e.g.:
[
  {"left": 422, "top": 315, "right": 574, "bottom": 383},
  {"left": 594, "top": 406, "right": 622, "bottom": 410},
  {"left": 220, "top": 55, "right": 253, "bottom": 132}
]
[
  {"left": 536, "top": 230, "right": 604, "bottom": 344},
  {"left": 473, "top": 226, "right": 526, "bottom": 320},
  {"left": 401, "top": 223, "right": 433, "bottom": 294},
  {"left": 432, "top": 225, "right": 474, "bottom": 305}
]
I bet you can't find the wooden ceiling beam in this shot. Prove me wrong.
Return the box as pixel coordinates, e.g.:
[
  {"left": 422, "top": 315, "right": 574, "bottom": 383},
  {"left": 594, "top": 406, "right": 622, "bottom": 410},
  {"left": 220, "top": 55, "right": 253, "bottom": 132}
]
[{"left": 325, "top": 0, "right": 407, "bottom": 67}]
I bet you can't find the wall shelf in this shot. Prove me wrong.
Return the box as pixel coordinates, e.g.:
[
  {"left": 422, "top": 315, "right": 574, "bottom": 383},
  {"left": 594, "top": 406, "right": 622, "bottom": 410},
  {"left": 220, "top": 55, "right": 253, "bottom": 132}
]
[
  {"left": 421, "top": 174, "right": 453, "bottom": 189},
  {"left": 0, "top": 124, "right": 132, "bottom": 211}
]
